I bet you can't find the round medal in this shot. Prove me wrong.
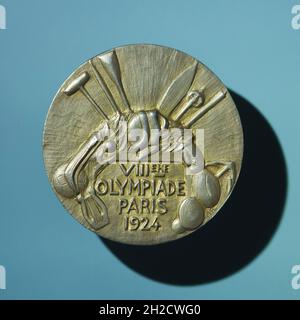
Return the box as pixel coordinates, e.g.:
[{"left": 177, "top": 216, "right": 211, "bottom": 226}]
[{"left": 43, "top": 44, "right": 243, "bottom": 245}]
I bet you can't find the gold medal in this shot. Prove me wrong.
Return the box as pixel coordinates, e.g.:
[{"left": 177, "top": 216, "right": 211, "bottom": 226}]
[{"left": 43, "top": 44, "right": 243, "bottom": 245}]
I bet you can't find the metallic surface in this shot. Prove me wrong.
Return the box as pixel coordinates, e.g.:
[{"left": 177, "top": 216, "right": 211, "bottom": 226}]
[{"left": 43, "top": 44, "right": 243, "bottom": 245}]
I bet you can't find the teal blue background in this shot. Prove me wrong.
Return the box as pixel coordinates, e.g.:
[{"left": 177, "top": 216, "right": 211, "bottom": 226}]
[{"left": 0, "top": 0, "right": 299, "bottom": 299}]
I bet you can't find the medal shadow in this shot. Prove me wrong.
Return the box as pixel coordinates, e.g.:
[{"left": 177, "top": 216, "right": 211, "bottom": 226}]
[{"left": 99, "top": 90, "right": 288, "bottom": 285}]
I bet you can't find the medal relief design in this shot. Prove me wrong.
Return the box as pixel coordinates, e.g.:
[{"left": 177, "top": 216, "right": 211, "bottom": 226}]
[{"left": 43, "top": 45, "right": 243, "bottom": 245}]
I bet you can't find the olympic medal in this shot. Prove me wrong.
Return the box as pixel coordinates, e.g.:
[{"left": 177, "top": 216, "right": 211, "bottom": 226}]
[{"left": 43, "top": 44, "right": 243, "bottom": 245}]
